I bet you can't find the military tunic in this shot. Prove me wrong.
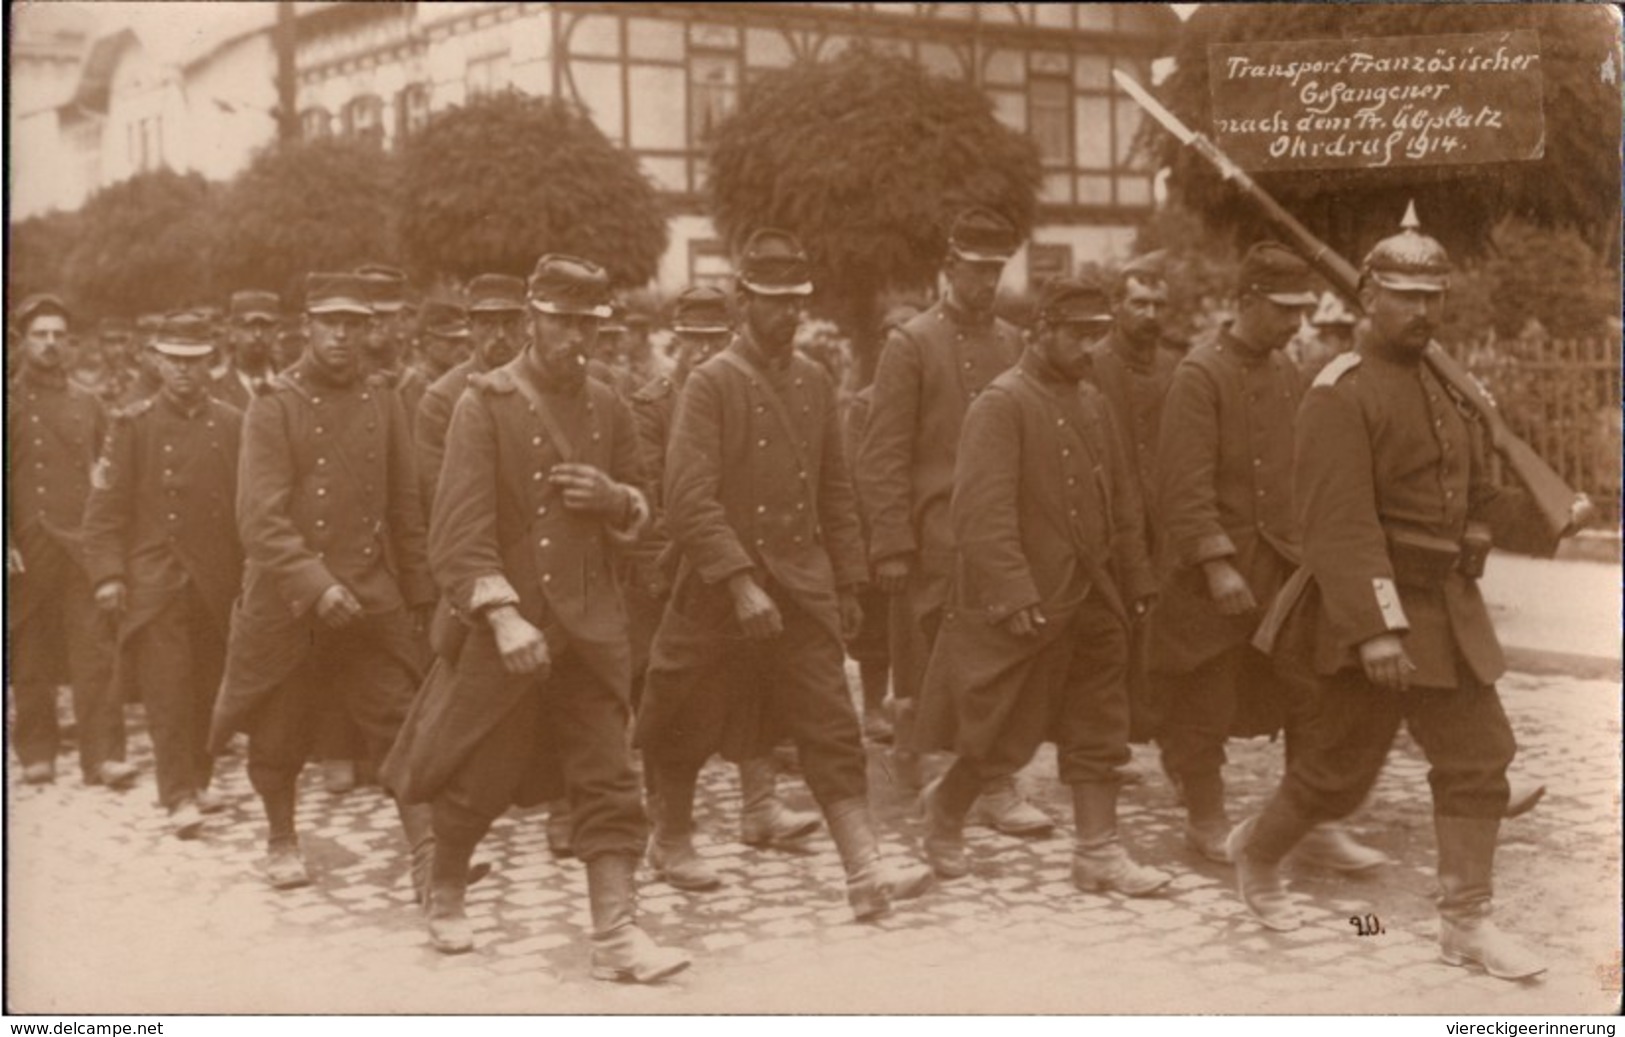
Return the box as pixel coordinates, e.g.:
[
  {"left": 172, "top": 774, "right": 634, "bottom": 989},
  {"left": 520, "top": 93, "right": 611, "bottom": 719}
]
[
  {"left": 80, "top": 392, "right": 243, "bottom": 807},
  {"left": 414, "top": 356, "right": 484, "bottom": 508},
  {"left": 636, "top": 334, "right": 870, "bottom": 805},
  {"left": 381, "top": 357, "right": 650, "bottom": 857},
  {"left": 6, "top": 369, "right": 125, "bottom": 778},
  {"left": 917, "top": 353, "right": 1155, "bottom": 783}
]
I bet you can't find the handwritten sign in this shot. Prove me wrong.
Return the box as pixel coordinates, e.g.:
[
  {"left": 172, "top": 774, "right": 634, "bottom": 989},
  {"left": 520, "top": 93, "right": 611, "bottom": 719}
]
[{"left": 1209, "top": 32, "right": 1545, "bottom": 171}]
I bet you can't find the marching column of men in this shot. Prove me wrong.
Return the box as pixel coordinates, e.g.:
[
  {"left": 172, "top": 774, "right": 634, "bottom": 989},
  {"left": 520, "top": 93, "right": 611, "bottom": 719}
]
[{"left": 5, "top": 205, "right": 1555, "bottom": 984}]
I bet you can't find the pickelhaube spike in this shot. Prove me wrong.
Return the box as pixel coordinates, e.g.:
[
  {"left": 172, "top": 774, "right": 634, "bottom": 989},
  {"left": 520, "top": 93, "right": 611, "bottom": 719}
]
[{"left": 1362, "top": 202, "right": 1450, "bottom": 293}]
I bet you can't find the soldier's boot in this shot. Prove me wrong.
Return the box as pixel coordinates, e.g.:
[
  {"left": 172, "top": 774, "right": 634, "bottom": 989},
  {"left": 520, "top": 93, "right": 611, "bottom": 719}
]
[
  {"left": 587, "top": 853, "right": 692, "bottom": 984},
  {"left": 1435, "top": 816, "right": 1546, "bottom": 980},
  {"left": 1069, "top": 782, "right": 1171, "bottom": 897},
  {"left": 1181, "top": 770, "right": 1232, "bottom": 863},
  {"left": 399, "top": 801, "right": 492, "bottom": 906},
  {"left": 738, "top": 756, "right": 821, "bottom": 848},
  {"left": 260, "top": 787, "right": 310, "bottom": 890},
  {"left": 1227, "top": 798, "right": 1316, "bottom": 932},
  {"left": 545, "top": 798, "right": 575, "bottom": 859},
  {"left": 648, "top": 761, "right": 722, "bottom": 892},
  {"left": 424, "top": 828, "right": 479, "bottom": 955},
  {"left": 1290, "top": 822, "right": 1392, "bottom": 874},
  {"left": 920, "top": 763, "right": 978, "bottom": 879},
  {"left": 826, "top": 796, "right": 934, "bottom": 921},
  {"left": 1504, "top": 780, "right": 1545, "bottom": 820},
  {"left": 888, "top": 698, "right": 923, "bottom": 796},
  {"left": 969, "top": 774, "right": 1054, "bottom": 837}
]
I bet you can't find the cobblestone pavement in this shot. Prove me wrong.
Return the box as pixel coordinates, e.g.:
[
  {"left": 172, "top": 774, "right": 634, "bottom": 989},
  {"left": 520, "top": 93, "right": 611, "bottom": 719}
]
[{"left": 6, "top": 670, "right": 1620, "bottom": 1016}]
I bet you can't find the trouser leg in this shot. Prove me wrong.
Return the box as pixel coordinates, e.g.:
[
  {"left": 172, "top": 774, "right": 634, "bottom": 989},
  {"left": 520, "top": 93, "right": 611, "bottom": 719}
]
[
  {"left": 11, "top": 682, "right": 61, "bottom": 768},
  {"left": 62, "top": 563, "right": 121, "bottom": 779},
  {"left": 131, "top": 595, "right": 202, "bottom": 810}
]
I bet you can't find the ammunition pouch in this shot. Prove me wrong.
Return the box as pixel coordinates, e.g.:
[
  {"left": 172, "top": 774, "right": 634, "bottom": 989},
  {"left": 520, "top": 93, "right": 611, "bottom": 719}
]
[{"left": 1385, "top": 526, "right": 1492, "bottom": 588}]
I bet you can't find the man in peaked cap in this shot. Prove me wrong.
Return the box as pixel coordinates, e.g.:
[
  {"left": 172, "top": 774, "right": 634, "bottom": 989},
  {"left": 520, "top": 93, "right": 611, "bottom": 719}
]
[
  {"left": 1232, "top": 210, "right": 1549, "bottom": 980},
  {"left": 916, "top": 274, "right": 1170, "bottom": 896},
  {"left": 416, "top": 292, "right": 472, "bottom": 385},
  {"left": 625, "top": 284, "right": 820, "bottom": 892},
  {"left": 382, "top": 254, "right": 688, "bottom": 980},
  {"left": 82, "top": 315, "right": 244, "bottom": 836},
  {"left": 7, "top": 293, "right": 135, "bottom": 789},
  {"left": 212, "top": 271, "right": 439, "bottom": 893},
  {"left": 214, "top": 290, "right": 283, "bottom": 411},
  {"left": 356, "top": 262, "right": 430, "bottom": 416},
  {"left": 1151, "top": 241, "right": 1388, "bottom": 872},
  {"left": 856, "top": 206, "right": 1053, "bottom": 835},
  {"left": 637, "top": 229, "right": 934, "bottom": 922}
]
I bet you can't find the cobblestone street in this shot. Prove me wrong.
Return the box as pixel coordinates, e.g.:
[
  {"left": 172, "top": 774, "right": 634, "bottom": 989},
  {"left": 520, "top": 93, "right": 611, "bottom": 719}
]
[{"left": 6, "top": 666, "right": 1619, "bottom": 1016}]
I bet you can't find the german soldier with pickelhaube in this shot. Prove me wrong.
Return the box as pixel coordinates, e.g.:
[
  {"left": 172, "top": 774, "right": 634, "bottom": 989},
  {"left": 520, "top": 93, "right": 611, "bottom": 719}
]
[
  {"left": 1230, "top": 208, "right": 1548, "bottom": 981},
  {"left": 81, "top": 314, "right": 243, "bottom": 838},
  {"left": 381, "top": 254, "right": 689, "bottom": 981},
  {"left": 636, "top": 229, "right": 934, "bottom": 922}
]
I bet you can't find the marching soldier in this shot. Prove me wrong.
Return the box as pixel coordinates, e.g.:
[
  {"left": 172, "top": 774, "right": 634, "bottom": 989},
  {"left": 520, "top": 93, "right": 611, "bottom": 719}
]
[
  {"left": 380, "top": 254, "right": 690, "bottom": 981},
  {"left": 856, "top": 207, "right": 1050, "bottom": 832},
  {"left": 416, "top": 292, "right": 472, "bottom": 385},
  {"left": 416, "top": 280, "right": 511, "bottom": 507},
  {"left": 212, "top": 290, "right": 282, "bottom": 411},
  {"left": 81, "top": 315, "right": 243, "bottom": 836},
  {"left": 7, "top": 294, "right": 135, "bottom": 789},
  {"left": 1152, "top": 242, "right": 1389, "bottom": 871},
  {"left": 211, "top": 272, "right": 438, "bottom": 891},
  {"left": 915, "top": 275, "right": 1170, "bottom": 896},
  {"left": 356, "top": 262, "right": 430, "bottom": 417},
  {"left": 627, "top": 285, "right": 820, "bottom": 892},
  {"left": 1230, "top": 212, "right": 1546, "bottom": 980},
  {"left": 636, "top": 229, "right": 933, "bottom": 921}
]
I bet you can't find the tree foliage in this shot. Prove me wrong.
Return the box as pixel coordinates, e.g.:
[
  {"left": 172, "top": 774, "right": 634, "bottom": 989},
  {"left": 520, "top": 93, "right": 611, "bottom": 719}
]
[
  {"left": 209, "top": 136, "right": 401, "bottom": 303},
  {"left": 8, "top": 210, "right": 84, "bottom": 310},
  {"left": 398, "top": 93, "right": 667, "bottom": 287},
  {"left": 708, "top": 46, "right": 1042, "bottom": 381},
  {"left": 62, "top": 170, "right": 214, "bottom": 318},
  {"left": 1145, "top": 4, "right": 1622, "bottom": 262}
]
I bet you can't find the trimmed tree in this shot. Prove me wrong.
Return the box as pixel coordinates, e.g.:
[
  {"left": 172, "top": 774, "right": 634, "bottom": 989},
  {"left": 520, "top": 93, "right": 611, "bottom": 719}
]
[
  {"left": 209, "top": 136, "right": 402, "bottom": 303},
  {"left": 62, "top": 170, "right": 214, "bottom": 319},
  {"left": 1145, "top": 3, "right": 1622, "bottom": 263},
  {"left": 708, "top": 46, "right": 1042, "bottom": 384},
  {"left": 398, "top": 93, "right": 667, "bottom": 287}
]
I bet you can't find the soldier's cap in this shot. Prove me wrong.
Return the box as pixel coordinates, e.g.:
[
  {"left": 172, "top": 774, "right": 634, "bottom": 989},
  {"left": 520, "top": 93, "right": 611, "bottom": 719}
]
[
  {"left": 528, "top": 254, "right": 613, "bottom": 318},
  {"left": 14, "top": 293, "right": 71, "bottom": 329},
  {"left": 230, "top": 290, "right": 281, "bottom": 324},
  {"left": 1119, "top": 250, "right": 1168, "bottom": 284},
  {"left": 305, "top": 272, "right": 375, "bottom": 316},
  {"left": 1238, "top": 241, "right": 1318, "bottom": 307},
  {"left": 150, "top": 314, "right": 216, "bottom": 359},
  {"left": 136, "top": 314, "right": 165, "bottom": 334},
  {"left": 467, "top": 274, "right": 527, "bottom": 313},
  {"left": 192, "top": 304, "right": 225, "bottom": 324},
  {"left": 601, "top": 301, "right": 629, "bottom": 334},
  {"left": 672, "top": 286, "right": 733, "bottom": 334},
  {"left": 1036, "top": 272, "right": 1113, "bottom": 326},
  {"left": 419, "top": 295, "right": 471, "bottom": 339},
  {"left": 1362, "top": 202, "right": 1451, "bottom": 293},
  {"left": 737, "top": 228, "right": 813, "bottom": 297},
  {"left": 949, "top": 206, "right": 1021, "bottom": 264},
  {"left": 1310, "top": 291, "right": 1357, "bottom": 327},
  {"left": 354, "top": 262, "right": 410, "bottom": 312}
]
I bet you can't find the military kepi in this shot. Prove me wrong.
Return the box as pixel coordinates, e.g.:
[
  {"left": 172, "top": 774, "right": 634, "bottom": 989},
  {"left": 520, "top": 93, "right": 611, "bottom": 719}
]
[
  {"left": 1036, "top": 271, "right": 1112, "bottom": 325},
  {"left": 528, "top": 254, "right": 613, "bottom": 317},
  {"left": 468, "top": 274, "right": 527, "bottom": 313},
  {"left": 672, "top": 286, "right": 733, "bottom": 334},
  {"left": 1238, "top": 241, "right": 1318, "bottom": 307},
  {"left": 306, "top": 272, "right": 374, "bottom": 315},
  {"left": 230, "top": 290, "right": 281, "bottom": 324},
  {"left": 736, "top": 229, "right": 813, "bottom": 297},
  {"left": 1362, "top": 201, "right": 1451, "bottom": 293},
  {"left": 151, "top": 314, "right": 216, "bottom": 358},
  {"left": 949, "top": 206, "right": 1020, "bottom": 264}
]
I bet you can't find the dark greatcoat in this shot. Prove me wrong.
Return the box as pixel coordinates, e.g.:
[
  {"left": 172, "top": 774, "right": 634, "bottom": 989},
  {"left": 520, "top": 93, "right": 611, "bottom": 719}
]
[
  {"left": 916, "top": 355, "right": 1155, "bottom": 757},
  {"left": 209, "top": 359, "right": 434, "bottom": 751},
  {"left": 413, "top": 355, "right": 484, "bottom": 509},
  {"left": 380, "top": 357, "right": 649, "bottom": 806}
]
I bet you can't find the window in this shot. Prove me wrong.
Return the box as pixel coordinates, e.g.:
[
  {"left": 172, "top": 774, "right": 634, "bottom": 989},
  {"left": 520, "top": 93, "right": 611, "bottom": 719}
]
[
  {"left": 466, "top": 51, "right": 510, "bottom": 100},
  {"left": 128, "top": 117, "right": 163, "bottom": 172},
  {"left": 301, "top": 107, "right": 332, "bottom": 139},
  {"left": 1028, "top": 76, "right": 1071, "bottom": 167},
  {"left": 397, "top": 83, "right": 431, "bottom": 139},
  {"left": 689, "top": 53, "right": 739, "bottom": 145},
  {"left": 342, "top": 95, "right": 384, "bottom": 145},
  {"left": 688, "top": 240, "right": 733, "bottom": 291}
]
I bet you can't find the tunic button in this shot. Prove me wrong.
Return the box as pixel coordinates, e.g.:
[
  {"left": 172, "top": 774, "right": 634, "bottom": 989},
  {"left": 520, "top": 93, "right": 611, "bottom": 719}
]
[
  {"left": 1252, "top": 458, "right": 1262, "bottom": 467},
  {"left": 167, "top": 513, "right": 178, "bottom": 521},
  {"left": 534, "top": 471, "right": 544, "bottom": 480},
  {"left": 312, "top": 397, "right": 322, "bottom": 405},
  {"left": 163, "top": 444, "right": 173, "bottom": 452},
  {"left": 540, "top": 537, "right": 551, "bottom": 547},
  {"left": 591, "top": 432, "right": 600, "bottom": 442},
  {"left": 315, "top": 426, "right": 325, "bottom": 435},
  {"left": 1061, "top": 448, "right": 1071, "bottom": 457},
  {"left": 537, "top": 505, "right": 549, "bottom": 516},
  {"left": 795, "top": 502, "right": 806, "bottom": 512},
  {"left": 754, "top": 538, "right": 766, "bottom": 547},
  {"left": 757, "top": 438, "right": 768, "bottom": 448},
  {"left": 792, "top": 535, "right": 804, "bottom": 545},
  {"left": 542, "top": 573, "right": 552, "bottom": 584},
  {"left": 1056, "top": 418, "right": 1065, "bottom": 427},
  {"left": 1067, "top": 477, "right": 1077, "bottom": 487},
  {"left": 317, "top": 487, "right": 327, "bottom": 496},
  {"left": 757, "top": 505, "right": 767, "bottom": 514},
  {"left": 317, "top": 457, "right": 328, "bottom": 466},
  {"left": 316, "top": 519, "right": 326, "bottom": 527},
  {"left": 533, "top": 436, "right": 543, "bottom": 446}
]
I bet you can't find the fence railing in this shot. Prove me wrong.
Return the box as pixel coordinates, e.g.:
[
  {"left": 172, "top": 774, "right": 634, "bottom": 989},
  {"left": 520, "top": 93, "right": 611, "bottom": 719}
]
[{"left": 1442, "top": 336, "right": 1622, "bottom": 529}]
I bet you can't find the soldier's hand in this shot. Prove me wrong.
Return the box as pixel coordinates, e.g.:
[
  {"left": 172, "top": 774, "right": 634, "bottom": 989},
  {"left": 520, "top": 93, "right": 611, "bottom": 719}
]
[
  {"left": 838, "top": 591, "right": 864, "bottom": 641},
  {"left": 94, "top": 579, "right": 127, "bottom": 614},
  {"left": 1358, "top": 634, "right": 1416, "bottom": 691},
  {"left": 1203, "top": 560, "right": 1258, "bottom": 616},
  {"left": 6, "top": 544, "right": 24, "bottom": 575},
  {"left": 315, "top": 584, "right": 364, "bottom": 628},
  {"left": 488, "top": 606, "right": 552, "bottom": 677},
  {"left": 549, "top": 463, "right": 626, "bottom": 516},
  {"left": 728, "top": 573, "right": 783, "bottom": 640},
  {"left": 1004, "top": 606, "right": 1047, "bottom": 638},
  {"left": 874, "top": 555, "right": 911, "bottom": 595}
]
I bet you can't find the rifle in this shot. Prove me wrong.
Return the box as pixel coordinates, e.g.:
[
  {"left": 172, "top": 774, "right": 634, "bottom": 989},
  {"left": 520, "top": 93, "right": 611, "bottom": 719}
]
[{"left": 1114, "top": 71, "right": 1595, "bottom": 540}]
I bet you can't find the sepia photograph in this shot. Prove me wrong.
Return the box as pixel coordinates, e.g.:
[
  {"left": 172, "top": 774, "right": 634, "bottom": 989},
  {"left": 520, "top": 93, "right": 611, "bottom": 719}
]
[{"left": 5, "top": 0, "right": 1621, "bottom": 1021}]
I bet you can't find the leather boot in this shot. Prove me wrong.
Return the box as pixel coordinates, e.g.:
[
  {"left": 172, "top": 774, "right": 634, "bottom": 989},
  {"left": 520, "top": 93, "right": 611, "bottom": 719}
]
[
  {"left": 920, "top": 766, "right": 977, "bottom": 879},
  {"left": 1435, "top": 815, "right": 1546, "bottom": 980},
  {"left": 1504, "top": 780, "right": 1545, "bottom": 820},
  {"left": 1069, "top": 782, "right": 1170, "bottom": 897},
  {"left": 826, "top": 797, "right": 933, "bottom": 921},
  {"left": 545, "top": 798, "right": 575, "bottom": 859},
  {"left": 260, "top": 787, "right": 310, "bottom": 890},
  {"left": 587, "top": 853, "right": 691, "bottom": 983},
  {"left": 648, "top": 761, "right": 721, "bottom": 891},
  {"left": 1290, "top": 822, "right": 1392, "bottom": 874},
  {"left": 1227, "top": 798, "right": 1315, "bottom": 932},
  {"left": 738, "top": 756, "right": 821, "bottom": 848},
  {"left": 424, "top": 829, "right": 478, "bottom": 955},
  {"left": 1181, "top": 770, "right": 1231, "bottom": 863},
  {"left": 969, "top": 774, "right": 1054, "bottom": 836}
]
